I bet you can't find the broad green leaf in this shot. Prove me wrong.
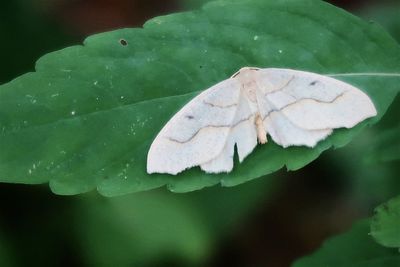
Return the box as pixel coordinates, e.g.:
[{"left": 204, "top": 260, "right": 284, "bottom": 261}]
[
  {"left": 1, "top": 0, "right": 400, "bottom": 196},
  {"left": 292, "top": 219, "right": 400, "bottom": 267},
  {"left": 371, "top": 195, "right": 400, "bottom": 248}
]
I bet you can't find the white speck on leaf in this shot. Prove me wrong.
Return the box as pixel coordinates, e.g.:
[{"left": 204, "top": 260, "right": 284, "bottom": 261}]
[
  {"left": 253, "top": 35, "right": 259, "bottom": 41},
  {"left": 109, "top": 77, "right": 114, "bottom": 88},
  {"left": 26, "top": 94, "right": 37, "bottom": 104},
  {"left": 71, "top": 111, "right": 76, "bottom": 116},
  {"left": 46, "top": 161, "right": 55, "bottom": 170}
]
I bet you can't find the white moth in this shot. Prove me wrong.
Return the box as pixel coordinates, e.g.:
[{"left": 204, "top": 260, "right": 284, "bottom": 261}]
[{"left": 147, "top": 67, "right": 377, "bottom": 175}]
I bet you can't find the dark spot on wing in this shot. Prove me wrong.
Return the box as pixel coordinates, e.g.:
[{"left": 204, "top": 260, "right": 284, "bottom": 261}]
[
  {"left": 309, "top": 80, "right": 318, "bottom": 86},
  {"left": 186, "top": 115, "right": 194, "bottom": 120}
]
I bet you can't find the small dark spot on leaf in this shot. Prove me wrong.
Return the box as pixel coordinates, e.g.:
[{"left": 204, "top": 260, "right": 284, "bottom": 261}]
[
  {"left": 186, "top": 115, "right": 194, "bottom": 120},
  {"left": 199, "top": 65, "right": 203, "bottom": 69},
  {"left": 119, "top": 39, "right": 128, "bottom": 46},
  {"left": 309, "top": 80, "right": 318, "bottom": 86}
]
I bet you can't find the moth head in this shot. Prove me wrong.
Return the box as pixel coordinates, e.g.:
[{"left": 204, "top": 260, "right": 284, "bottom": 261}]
[
  {"left": 231, "top": 67, "right": 260, "bottom": 78},
  {"left": 234, "top": 67, "right": 258, "bottom": 81}
]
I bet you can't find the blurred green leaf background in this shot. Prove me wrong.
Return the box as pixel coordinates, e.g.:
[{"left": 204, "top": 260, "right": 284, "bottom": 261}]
[{"left": 0, "top": 0, "right": 399, "bottom": 266}]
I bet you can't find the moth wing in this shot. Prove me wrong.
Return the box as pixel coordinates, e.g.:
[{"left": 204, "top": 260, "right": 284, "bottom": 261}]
[
  {"left": 200, "top": 89, "right": 258, "bottom": 173},
  {"left": 147, "top": 78, "right": 257, "bottom": 175},
  {"left": 255, "top": 68, "right": 377, "bottom": 147}
]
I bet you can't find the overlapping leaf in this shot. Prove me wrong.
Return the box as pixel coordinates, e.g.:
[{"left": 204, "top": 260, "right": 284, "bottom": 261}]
[
  {"left": 1, "top": 0, "right": 400, "bottom": 196},
  {"left": 292, "top": 219, "right": 400, "bottom": 267},
  {"left": 371, "top": 196, "right": 400, "bottom": 248}
]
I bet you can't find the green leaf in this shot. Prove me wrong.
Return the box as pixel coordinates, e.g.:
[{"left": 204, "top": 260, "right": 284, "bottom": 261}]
[
  {"left": 371, "top": 195, "right": 400, "bottom": 248},
  {"left": 292, "top": 219, "right": 400, "bottom": 267},
  {"left": 1, "top": 0, "right": 400, "bottom": 196}
]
